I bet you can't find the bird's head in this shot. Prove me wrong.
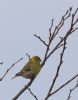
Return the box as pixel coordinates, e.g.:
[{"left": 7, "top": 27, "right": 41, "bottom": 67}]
[{"left": 31, "top": 56, "right": 42, "bottom": 62}]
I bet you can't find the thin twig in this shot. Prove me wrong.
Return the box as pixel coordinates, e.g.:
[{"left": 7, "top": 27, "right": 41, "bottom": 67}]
[
  {"left": 44, "top": 7, "right": 78, "bottom": 100},
  {"left": 67, "top": 79, "right": 78, "bottom": 100},
  {"left": 28, "top": 88, "right": 38, "bottom": 100},
  {"left": 0, "top": 58, "right": 23, "bottom": 81},
  {"left": 26, "top": 53, "right": 31, "bottom": 60},
  {"left": 42, "top": 8, "right": 70, "bottom": 63},
  {"left": 34, "top": 34, "right": 48, "bottom": 46},
  {"left": 41, "top": 7, "right": 75, "bottom": 67},
  {"left": 45, "top": 39, "right": 66, "bottom": 100},
  {"left": 49, "top": 19, "right": 54, "bottom": 40},
  {"left": 57, "top": 43, "right": 64, "bottom": 49},
  {"left": 43, "top": 7, "right": 78, "bottom": 64},
  {"left": 50, "top": 74, "right": 78, "bottom": 96},
  {"left": 51, "top": 7, "right": 72, "bottom": 40}
]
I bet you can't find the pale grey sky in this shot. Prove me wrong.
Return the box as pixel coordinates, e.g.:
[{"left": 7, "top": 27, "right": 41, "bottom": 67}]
[{"left": 0, "top": 0, "right": 78, "bottom": 100}]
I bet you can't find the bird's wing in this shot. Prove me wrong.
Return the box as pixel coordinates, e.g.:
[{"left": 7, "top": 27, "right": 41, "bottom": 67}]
[{"left": 21, "top": 60, "right": 34, "bottom": 72}]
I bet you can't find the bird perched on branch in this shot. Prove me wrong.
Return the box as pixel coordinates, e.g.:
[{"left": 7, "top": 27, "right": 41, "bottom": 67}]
[{"left": 12, "top": 56, "right": 42, "bottom": 80}]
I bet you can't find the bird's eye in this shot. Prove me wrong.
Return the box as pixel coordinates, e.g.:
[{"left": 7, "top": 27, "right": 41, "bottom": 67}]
[{"left": 38, "top": 58, "right": 42, "bottom": 62}]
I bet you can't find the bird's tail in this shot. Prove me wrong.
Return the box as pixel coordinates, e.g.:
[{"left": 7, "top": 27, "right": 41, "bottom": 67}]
[
  {"left": 11, "top": 72, "right": 21, "bottom": 79},
  {"left": 11, "top": 75, "right": 17, "bottom": 79}
]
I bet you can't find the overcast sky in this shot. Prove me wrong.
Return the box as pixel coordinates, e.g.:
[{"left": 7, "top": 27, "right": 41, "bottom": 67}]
[{"left": 0, "top": 0, "right": 78, "bottom": 100}]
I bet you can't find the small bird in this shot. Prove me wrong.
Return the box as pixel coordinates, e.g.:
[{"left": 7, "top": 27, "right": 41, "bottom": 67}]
[{"left": 12, "top": 56, "right": 42, "bottom": 80}]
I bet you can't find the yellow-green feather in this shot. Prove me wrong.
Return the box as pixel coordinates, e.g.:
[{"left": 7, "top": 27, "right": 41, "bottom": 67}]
[{"left": 20, "top": 57, "right": 41, "bottom": 79}]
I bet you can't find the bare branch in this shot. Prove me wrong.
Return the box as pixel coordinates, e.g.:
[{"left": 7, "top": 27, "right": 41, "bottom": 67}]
[
  {"left": 12, "top": 79, "right": 34, "bottom": 100},
  {"left": 49, "top": 19, "right": 54, "bottom": 40},
  {"left": 64, "top": 7, "right": 72, "bottom": 20},
  {"left": 44, "top": 7, "right": 78, "bottom": 63},
  {"left": 34, "top": 34, "right": 48, "bottom": 46},
  {"left": 73, "top": 8, "right": 78, "bottom": 18},
  {"left": 28, "top": 88, "right": 38, "bottom": 100},
  {"left": 67, "top": 79, "right": 78, "bottom": 100},
  {"left": 41, "top": 7, "right": 76, "bottom": 67},
  {"left": 43, "top": 7, "right": 78, "bottom": 100},
  {"left": 51, "top": 7, "right": 72, "bottom": 40},
  {"left": 45, "top": 39, "right": 67, "bottom": 100},
  {"left": 50, "top": 74, "right": 78, "bottom": 96},
  {"left": 12, "top": 7, "right": 78, "bottom": 100},
  {"left": 71, "top": 27, "right": 78, "bottom": 33},
  {"left": 0, "top": 58, "right": 23, "bottom": 81}
]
